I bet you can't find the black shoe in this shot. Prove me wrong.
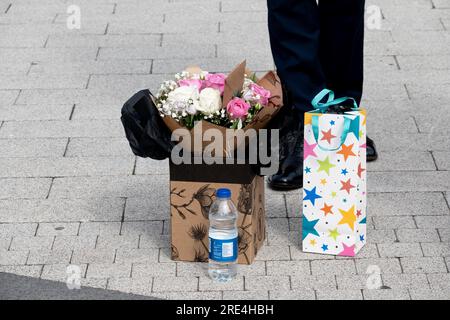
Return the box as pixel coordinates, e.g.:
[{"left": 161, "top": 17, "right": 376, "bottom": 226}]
[
  {"left": 366, "top": 136, "right": 378, "bottom": 162},
  {"left": 268, "top": 169, "right": 303, "bottom": 190},
  {"left": 268, "top": 90, "right": 304, "bottom": 191}
]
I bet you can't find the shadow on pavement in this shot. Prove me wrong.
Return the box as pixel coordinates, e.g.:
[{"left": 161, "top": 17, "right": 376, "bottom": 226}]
[{"left": 0, "top": 273, "right": 159, "bottom": 300}]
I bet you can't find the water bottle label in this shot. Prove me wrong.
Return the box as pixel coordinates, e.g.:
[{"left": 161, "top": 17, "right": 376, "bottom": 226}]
[{"left": 209, "top": 237, "right": 238, "bottom": 262}]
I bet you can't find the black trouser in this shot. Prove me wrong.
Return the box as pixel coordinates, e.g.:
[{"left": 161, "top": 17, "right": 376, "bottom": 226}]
[{"left": 268, "top": 0, "right": 365, "bottom": 111}]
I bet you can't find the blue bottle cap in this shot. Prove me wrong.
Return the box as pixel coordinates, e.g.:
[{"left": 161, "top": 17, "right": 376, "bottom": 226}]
[{"left": 216, "top": 188, "right": 231, "bottom": 199}]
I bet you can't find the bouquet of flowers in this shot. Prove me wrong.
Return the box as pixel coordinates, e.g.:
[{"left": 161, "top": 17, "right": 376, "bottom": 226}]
[{"left": 154, "top": 66, "right": 273, "bottom": 129}]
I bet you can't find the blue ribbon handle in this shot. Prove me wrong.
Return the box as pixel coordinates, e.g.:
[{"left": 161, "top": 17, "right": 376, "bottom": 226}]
[
  {"left": 310, "top": 89, "right": 358, "bottom": 151},
  {"left": 311, "top": 88, "right": 358, "bottom": 112}
]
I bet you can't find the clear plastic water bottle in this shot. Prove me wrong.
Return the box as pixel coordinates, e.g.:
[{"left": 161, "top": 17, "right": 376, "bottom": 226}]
[{"left": 208, "top": 188, "right": 238, "bottom": 282}]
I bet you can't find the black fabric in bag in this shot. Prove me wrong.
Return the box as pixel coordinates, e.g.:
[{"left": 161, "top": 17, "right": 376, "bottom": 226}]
[{"left": 120, "top": 89, "right": 174, "bottom": 160}]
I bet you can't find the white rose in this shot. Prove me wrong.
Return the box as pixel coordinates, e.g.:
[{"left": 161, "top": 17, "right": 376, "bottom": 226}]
[
  {"left": 197, "top": 88, "right": 221, "bottom": 115},
  {"left": 167, "top": 85, "right": 199, "bottom": 104}
]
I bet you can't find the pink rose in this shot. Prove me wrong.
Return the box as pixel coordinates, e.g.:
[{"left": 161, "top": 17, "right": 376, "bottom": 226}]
[
  {"left": 226, "top": 97, "right": 251, "bottom": 120},
  {"left": 204, "top": 73, "right": 226, "bottom": 94},
  {"left": 178, "top": 78, "right": 204, "bottom": 91},
  {"left": 250, "top": 83, "right": 271, "bottom": 105}
]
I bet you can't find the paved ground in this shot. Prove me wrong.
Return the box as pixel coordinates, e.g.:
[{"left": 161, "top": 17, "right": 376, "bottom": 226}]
[{"left": 1, "top": 0, "right": 450, "bottom": 300}]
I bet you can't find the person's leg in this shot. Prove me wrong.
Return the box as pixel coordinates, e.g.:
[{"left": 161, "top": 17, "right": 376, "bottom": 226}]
[
  {"left": 318, "top": 0, "right": 377, "bottom": 161},
  {"left": 267, "top": 0, "right": 325, "bottom": 189},
  {"left": 318, "top": 0, "right": 365, "bottom": 104},
  {"left": 268, "top": 0, "right": 325, "bottom": 111}
]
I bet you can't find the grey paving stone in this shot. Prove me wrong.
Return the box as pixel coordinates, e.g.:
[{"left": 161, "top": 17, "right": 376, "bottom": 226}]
[
  {"left": 244, "top": 275, "right": 290, "bottom": 291},
  {"left": 10, "top": 236, "right": 54, "bottom": 251},
  {"left": 355, "top": 258, "right": 403, "bottom": 274},
  {"left": 107, "top": 277, "right": 153, "bottom": 295},
  {"left": 254, "top": 245, "right": 290, "bottom": 261},
  {"left": 311, "top": 260, "right": 357, "bottom": 275},
  {"left": 0, "top": 223, "right": 38, "bottom": 237},
  {"left": 134, "top": 158, "right": 170, "bottom": 176},
  {"left": 269, "top": 289, "right": 315, "bottom": 300},
  {"left": 27, "top": 249, "right": 72, "bottom": 265},
  {"left": 131, "top": 262, "right": 176, "bottom": 277},
  {"left": 368, "top": 192, "right": 449, "bottom": 216},
  {"left": 0, "top": 48, "right": 99, "bottom": 63},
  {"left": 176, "top": 261, "right": 265, "bottom": 277},
  {"left": 98, "top": 44, "right": 215, "bottom": 60},
  {"left": 52, "top": 235, "right": 97, "bottom": 251},
  {"left": 421, "top": 242, "right": 450, "bottom": 257},
  {"left": 221, "top": 0, "right": 266, "bottom": 12},
  {"left": 336, "top": 274, "right": 374, "bottom": 290},
  {"left": 72, "top": 249, "right": 116, "bottom": 264},
  {"left": 370, "top": 132, "right": 450, "bottom": 152},
  {"left": 433, "top": 0, "right": 450, "bottom": 8},
  {"left": 362, "top": 289, "right": 410, "bottom": 300},
  {"left": 198, "top": 276, "right": 244, "bottom": 291},
  {"left": 0, "top": 74, "right": 89, "bottom": 90},
  {"left": 152, "top": 291, "right": 221, "bottom": 300},
  {"left": 409, "top": 288, "right": 450, "bottom": 300},
  {"left": 373, "top": 216, "right": 416, "bottom": 229},
  {"left": 222, "top": 290, "right": 269, "bottom": 300},
  {"left": 368, "top": 229, "right": 397, "bottom": 243},
  {"left": 115, "top": 249, "right": 159, "bottom": 264},
  {"left": 36, "top": 223, "right": 80, "bottom": 236},
  {"left": 396, "top": 229, "right": 440, "bottom": 243},
  {"left": 0, "top": 178, "right": 52, "bottom": 199},
  {"left": 0, "top": 265, "right": 42, "bottom": 278},
  {"left": 47, "top": 34, "right": 160, "bottom": 48},
  {"left": 30, "top": 60, "right": 152, "bottom": 76},
  {"left": 285, "top": 193, "right": 302, "bottom": 218},
  {"left": 401, "top": 257, "right": 448, "bottom": 274},
  {"left": 87, "top": 74, "right": 169, "bottom": 93},
  {"left": 0, "top": 90, "right": 20, "bottom": 105},
  {"left": 71, "top": 104, "right": 122, "bottom": 120},
  {"left": 65, "top": 138, "right": 131, "bottom": 157},
  {"left": 86, "top": 263, "right": 132, "bottom": 279},
  {"left": 416, "top": 216, "right": 450, "bottom": 228},
  {"left": 120, "top": 221, "right": 163, "bottom": 236},
  {"left": 265, "top": 194, "right": 286, "bottom": 218},
  {"left": 0, "top": 120, "right": 124, "bottom": 138},
  {"left": 49, "top": 175, "right": 169, "bottom": 198},
  {"left": 397, "top": 55, "right": 450, "bottom": 71},
  {"left": 378, "top": 243, "right": 423, "bottom": 258},
  {"left": 152, "top": 56, "right": 274, "bottom": 74},
  {"left": 266, "top": 260, "right": 310, "bottom": 276},
  {"left": 382, "top": 273, "right": 430, "bottom": 290},
  {"left": 316, "top": 289, "right": 363, "bottom": 300},
  {"left": 368, "top": 151, "right": 436, "bottom": 171},
  {"left": 17, "top": 88, "right": 130, "bottom": 106},
  {"left": 139, "top": 234, "right": 170, "bottom": 249},
  {"left": 96, "top": 235, "right": 139, "bottom": 250},
  {"left": 0, "top": 198, "right": 125, "bottom": 223},
  {"left": 438, "top": 229, "right": 450, "bottom": 242},
  {"left": 0, "top": 138, "right": 67, "bottom": 158},
  {"left": 152, "top": 276, "right": 198, "bottom": 292},
  {"left": 0, "top": 156, "right": 134, "bottom": 178},
  {"left": 428, "top": 273, "right": 450, "bottom": 289},
  {"left": 369, "top": 171, "right": 450, "bottom": 193},
  {"left": 267, "top": 231, "right": 301, "bottom": 247},
  {"left": 0, "top": 104, "right": 73, "bottom": 121},
  {"left": 433, "top": 152, "right": 450, "bottom": 170},
  {"left": 266, "top": 218, "right": 289, "bottom": 235},
  {"left": 0, "top": 237, "right": 12, "bottom": 250},
  {"left": 0, "top": 250, "right": 28, "bottom": 265},
  {"left": 78, "top": 222, "right": 121, "bottom": 236},
  {"left": 125, "top": 197, "right": 170, "bottom": 221}
]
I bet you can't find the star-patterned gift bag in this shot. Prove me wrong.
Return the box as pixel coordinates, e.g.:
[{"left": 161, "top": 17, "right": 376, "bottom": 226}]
[{"left": 302, "top": 89, "right": 367, "bottom": 257}]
